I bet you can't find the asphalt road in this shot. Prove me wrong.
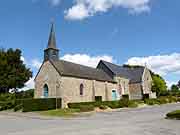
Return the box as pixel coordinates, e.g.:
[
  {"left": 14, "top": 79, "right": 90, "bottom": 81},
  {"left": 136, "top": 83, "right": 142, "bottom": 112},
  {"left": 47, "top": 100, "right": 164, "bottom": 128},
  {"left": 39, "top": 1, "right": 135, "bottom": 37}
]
[{"left": 0, "top": 103, "right": 180, "bottom": 135}]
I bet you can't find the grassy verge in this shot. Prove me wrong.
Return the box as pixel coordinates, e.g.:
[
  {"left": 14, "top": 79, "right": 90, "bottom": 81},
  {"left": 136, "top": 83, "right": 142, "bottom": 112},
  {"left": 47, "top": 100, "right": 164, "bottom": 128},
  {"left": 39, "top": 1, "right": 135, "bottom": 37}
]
[
  {"left": 39, "top": 108, "right": 81, "bottom": 117},
  {"left": 166, "top": 110, "right": 180, "bottom": 120}
]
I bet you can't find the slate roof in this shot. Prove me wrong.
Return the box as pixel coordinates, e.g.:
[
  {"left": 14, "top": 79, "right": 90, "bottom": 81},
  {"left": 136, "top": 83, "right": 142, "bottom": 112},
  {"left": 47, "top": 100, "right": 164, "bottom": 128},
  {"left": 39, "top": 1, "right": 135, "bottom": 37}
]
[
  {"left": 50, "top": 60, "right": 115, "bottom": 83},
  {"left": 99, "top": 60, "right": 145, "bottom": 83},
  {"left": 46, "top": 22, "right": 58, "bottom": 50}
]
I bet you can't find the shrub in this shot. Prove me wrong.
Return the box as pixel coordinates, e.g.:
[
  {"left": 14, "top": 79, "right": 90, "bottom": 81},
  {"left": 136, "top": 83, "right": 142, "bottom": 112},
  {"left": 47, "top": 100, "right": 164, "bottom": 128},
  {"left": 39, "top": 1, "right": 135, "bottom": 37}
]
[
  {"left": 166, "top": 110, "right": 180, "bottom": 120},
  {"left": 99, "top": 105, "right": 108, "bottom": 110},
  {"left": 144, "top": 99, "right": 160, "bottom": 105},
  {"left": 167, "top": 96, "right": 178, "bottom": 103},
  {"left": 68, "top": 98, "right": 140, "bottom": 110},
  {"left": 177, "top": 97, "right": 180, "bottom": 102},
  {"left": 95, "top": 96, "right": 102, "bottom": 102},
  {"left": 105, "top": 101, "right": 120, "bottom": 109},
  {"left": 79, "top": 105, "right": 94, "bottom": 112},
  {"left": 0, "top": 93, "right": 15, "bottom": 102},
  {"left": 22, "top": 98, "right": 61, "bottom": 112},
  {"left": 157, "top": 97, "right": 168, "bottom": 104},
  {"left": 143, "top": 94, "right": 150, "bottom": 99},
  {"left": 0, "top": 100, "right": 15, "bottom": 111},
  {"left": 68, "top": 102, "right": 95, "bottom": 109},
  {"left": 122, "top": 94, "right": 129, "bottom": 100},
  {"left": 14, "top": 104, "right": 23, "bottom": 112},
  {"left": 119, "top": 99, "right": 129, "bottom": 108},
  {"left": 128, "top": 101, "right": 138, "bottom": 108}
]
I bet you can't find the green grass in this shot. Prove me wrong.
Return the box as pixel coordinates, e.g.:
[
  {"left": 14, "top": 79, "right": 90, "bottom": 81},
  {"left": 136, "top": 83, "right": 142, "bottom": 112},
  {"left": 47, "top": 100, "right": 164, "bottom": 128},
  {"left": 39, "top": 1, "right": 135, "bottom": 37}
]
[
  {"left": 166, "top": 110, "right": 180, "bottom": 120},
  {"left": 40, "top": 108, "right": 81, "bottom": 117}
]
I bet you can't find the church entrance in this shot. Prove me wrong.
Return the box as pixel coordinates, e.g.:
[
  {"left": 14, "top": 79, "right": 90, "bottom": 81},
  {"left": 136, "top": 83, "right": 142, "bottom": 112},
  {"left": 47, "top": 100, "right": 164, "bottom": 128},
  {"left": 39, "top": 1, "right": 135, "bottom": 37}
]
[
  {"left": 43, "top": 84, "right": 49, "bottom": 98},
  {"left": 112, "top": 90, "right": 117, "bottom": 101}
]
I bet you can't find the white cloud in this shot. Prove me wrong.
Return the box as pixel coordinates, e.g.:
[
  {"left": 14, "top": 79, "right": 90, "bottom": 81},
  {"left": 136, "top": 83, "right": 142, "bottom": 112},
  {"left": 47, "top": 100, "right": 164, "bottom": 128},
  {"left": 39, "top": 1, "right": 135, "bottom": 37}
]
[
  {"left": 20, "top": 77, "right": 35, "bottom": 91},
  {"left": 61, "top": 53, "right": 115, "bottom": 68},
  {"left": 126, "top": 53, "right": 180, "bottom": 76},
  {"left": 65, "top": 0, "right": 151, "bottom": 20},
  {"left": 31, "top": 59, "right": 42, "bottom": 69}
]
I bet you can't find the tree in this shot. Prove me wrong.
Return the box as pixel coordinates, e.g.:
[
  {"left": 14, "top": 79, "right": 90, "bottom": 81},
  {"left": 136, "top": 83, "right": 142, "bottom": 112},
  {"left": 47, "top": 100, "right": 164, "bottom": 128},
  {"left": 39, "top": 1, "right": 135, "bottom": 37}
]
[
  {"left": 171, "top": 84, "right": 179, "bottom": 93},
  {"left": 151, "top": 72, "right": 167, "bottom": 97},
  {"left": 177, "top": 80, "right": 180, "bottom": 89},
  {"left": 0, "top": 48, "right": 32, "bottom": 93}
]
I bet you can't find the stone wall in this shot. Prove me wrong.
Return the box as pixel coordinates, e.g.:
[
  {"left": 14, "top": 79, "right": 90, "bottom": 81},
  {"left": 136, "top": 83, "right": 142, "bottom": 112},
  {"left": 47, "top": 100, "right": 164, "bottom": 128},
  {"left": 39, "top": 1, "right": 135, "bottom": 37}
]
[
  {"left": 114, "top": 77, "right": 130, "bottom": 96},
  {"left": 142, "top": 68, "right": 153, "bottom": 94},
  {"left": 129, "top": 83, "right": 143, "bottom": 100},
  {"left": 61, "top": 76, "right": 118, "bottom": 108},
  {"left": 35, "top": 61, "right": 62, "bottom": 99}
]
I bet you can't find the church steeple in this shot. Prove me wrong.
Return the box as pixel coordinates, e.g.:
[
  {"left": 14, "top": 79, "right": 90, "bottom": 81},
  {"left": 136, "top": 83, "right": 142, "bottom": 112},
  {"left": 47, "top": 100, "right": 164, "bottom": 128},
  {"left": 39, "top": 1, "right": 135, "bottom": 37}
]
[
  {"left": 44, "top": 21, "right": 59, "bottom": 61},
  {"left": 47, "top": 22, "right": 57, "bottom": 49}
]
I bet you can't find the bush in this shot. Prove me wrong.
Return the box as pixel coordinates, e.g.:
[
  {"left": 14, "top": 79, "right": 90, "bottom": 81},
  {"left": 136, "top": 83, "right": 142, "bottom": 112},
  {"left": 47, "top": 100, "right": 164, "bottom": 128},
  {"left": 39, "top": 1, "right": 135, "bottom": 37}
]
[
  {"left": 118, "top": 99, "right": 127, "bottom": 108},
  {"left": 166, "top": 110, "right": 180, "bottom": 120},
  {"left": 167, "top": 96, "right": 178, "bottom": 103},
  {"left": 104, "top": 101, "right": 120, "bottom": 109},
  {"left": 68, "top": 99, "right": 138, "bottom": 110},
  {"left": 15, "top": 89, "right": 34, "bottom": 99},
  {"left": 0, "top": 100, "right": 15, "bottom": 111},
  {"left": 177, "top": 97, "right": 180, "bottom": 102},
  {"left": 99, "top": 105, "right": 108, "bottom": 110},
  {"left": 157, "top": 97, "right": 169, "bottom": 104},
  {"left": 14, "top": 104, "right": 23, "bottom": 112},
  {"left": 0, "top": 93, "right": 15, "bottom": 102},
  {"left": 22, "top": 98, "right": 61, "bottom": 112},
  {"left": 95, "top": 96, "right": 102, "bottom": 102},
  {"left": 143, "top": 94, "right": 150, "bottom": 99},
  {"left": 79, "top": 105, "right": 94, "bottom": 112},
  {"left": 144, "top": 99, "right": 160, "bottom": 105},
  {"left": 68, "top": 102, "right": 95, "bottom": 109},
  {"left": 122, "top": 94, "right": 129, "bottom": 100},
  {"left": 128, "top": 101, "right": 138, "bottom": 108}
]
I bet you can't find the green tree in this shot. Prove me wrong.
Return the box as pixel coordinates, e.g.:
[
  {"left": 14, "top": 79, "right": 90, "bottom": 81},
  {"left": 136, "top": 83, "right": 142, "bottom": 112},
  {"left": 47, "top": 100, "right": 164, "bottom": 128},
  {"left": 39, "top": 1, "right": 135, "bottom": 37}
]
[
  {"left": 177, "top": 80, "right": 180, "bottom": 89},
  {"left": 0, "top": 48, "right": 32, "bottom": 93},
  {"left": 171, "top": 84, "right": 179, "bottom": 93},
  {"left": 151, "top": 72, "right": 167, "bottom": 97}
]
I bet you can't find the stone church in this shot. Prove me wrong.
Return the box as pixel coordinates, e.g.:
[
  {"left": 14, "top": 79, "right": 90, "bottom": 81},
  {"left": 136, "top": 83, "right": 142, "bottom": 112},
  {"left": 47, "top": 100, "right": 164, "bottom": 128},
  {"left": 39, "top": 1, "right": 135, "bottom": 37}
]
[{"left": 35, "top": 23, "right": 156, "bottom": 108}]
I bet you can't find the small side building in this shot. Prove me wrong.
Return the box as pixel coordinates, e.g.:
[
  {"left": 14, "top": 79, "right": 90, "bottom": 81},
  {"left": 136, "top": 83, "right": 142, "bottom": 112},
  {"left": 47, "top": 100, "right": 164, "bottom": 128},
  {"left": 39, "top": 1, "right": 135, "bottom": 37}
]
[{"left": 97, "top": 61, "right": 156, "bottom": 99}]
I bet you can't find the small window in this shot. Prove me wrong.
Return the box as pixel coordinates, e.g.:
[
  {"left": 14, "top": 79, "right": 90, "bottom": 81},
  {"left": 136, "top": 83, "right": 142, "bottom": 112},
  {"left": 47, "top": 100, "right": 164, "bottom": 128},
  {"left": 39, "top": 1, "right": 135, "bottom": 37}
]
[{"left": 80, "top": 83, "right": 84, "bottom": 96}]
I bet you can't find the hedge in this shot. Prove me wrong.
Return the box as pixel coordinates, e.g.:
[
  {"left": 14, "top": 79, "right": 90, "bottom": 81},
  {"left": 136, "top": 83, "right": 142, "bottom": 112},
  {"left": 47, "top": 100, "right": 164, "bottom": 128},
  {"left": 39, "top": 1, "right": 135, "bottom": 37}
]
[
  {"left": 68, "top": 99, "right": 138, "bottom": 109},
  {"left": 22, "top": 98, "right": 62, "bottom": 112},
  {"left": 95, "top": 96, "right": 102, "bottom": 102},
  {"left": 0, "top": 101, "right": 15, "bottom": 111}
]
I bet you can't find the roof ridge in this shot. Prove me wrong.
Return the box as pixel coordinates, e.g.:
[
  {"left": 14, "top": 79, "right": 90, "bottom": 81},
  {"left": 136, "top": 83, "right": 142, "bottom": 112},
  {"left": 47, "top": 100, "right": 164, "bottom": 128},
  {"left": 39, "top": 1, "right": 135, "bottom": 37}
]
[{"left": 59, "top": 59, "right": 103, "bottom": 71}]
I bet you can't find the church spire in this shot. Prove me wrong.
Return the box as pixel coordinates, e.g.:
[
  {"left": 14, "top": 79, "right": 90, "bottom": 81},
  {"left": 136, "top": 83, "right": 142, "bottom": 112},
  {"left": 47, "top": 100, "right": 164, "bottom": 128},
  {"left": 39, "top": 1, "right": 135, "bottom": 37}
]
[
  {"left": 47, "top": 21, "right": 57, "bottom": 50},
  {"left": 44, "top": 21, "right": 59, "bottom": 61}
]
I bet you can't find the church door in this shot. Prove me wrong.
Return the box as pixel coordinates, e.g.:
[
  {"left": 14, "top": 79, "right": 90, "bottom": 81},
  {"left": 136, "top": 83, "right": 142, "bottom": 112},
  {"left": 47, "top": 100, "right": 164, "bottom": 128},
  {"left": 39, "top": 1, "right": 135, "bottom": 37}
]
[
  {"left": 43, "top": 84, "right": 49, "bottom": 98},
  {"left": 112, "top": 90, "right": 117, "bottom": 101}
]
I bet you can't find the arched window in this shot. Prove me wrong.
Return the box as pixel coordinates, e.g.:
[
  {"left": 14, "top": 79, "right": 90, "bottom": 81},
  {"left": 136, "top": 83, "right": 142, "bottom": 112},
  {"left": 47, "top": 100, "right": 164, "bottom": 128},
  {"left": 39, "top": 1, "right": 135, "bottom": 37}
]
[
  {"left": 43, "top": 84, "right": 49, "bottom": 98},
  {"left": 80, "top": 83, "right": 84, "bottom": 96}
]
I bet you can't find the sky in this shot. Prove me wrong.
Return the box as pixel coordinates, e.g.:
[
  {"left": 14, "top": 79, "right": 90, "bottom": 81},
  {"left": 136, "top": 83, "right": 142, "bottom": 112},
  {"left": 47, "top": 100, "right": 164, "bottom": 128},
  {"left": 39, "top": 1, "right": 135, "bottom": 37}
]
[{"left": 0, "top": 0, "right": 180, "bottom": 90}]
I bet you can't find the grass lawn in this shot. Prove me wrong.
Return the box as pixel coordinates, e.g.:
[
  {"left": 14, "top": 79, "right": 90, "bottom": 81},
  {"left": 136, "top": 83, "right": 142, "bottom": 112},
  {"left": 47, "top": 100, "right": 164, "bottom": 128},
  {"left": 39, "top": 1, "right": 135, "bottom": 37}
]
[
  {"left": 40, "top": 108, "right": 81, "bottom": 117},
  {"left": 166, "top": 110, "right": 180, "bottom": 120}
]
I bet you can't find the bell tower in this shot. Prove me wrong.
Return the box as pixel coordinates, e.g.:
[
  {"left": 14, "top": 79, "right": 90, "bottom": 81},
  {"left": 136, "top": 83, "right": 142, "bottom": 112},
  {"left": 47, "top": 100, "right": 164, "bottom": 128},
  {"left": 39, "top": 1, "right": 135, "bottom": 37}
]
[{"left": 44, "top": 22, "right": 59, "bottom": 61}]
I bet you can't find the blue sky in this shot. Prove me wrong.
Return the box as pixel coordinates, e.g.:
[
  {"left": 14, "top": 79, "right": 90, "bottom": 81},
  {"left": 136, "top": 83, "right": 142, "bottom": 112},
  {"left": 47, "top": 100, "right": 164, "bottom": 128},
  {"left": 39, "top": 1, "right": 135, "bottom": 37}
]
[{"left": 0, "top": 0, "right": 180, "bottom": 89}]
